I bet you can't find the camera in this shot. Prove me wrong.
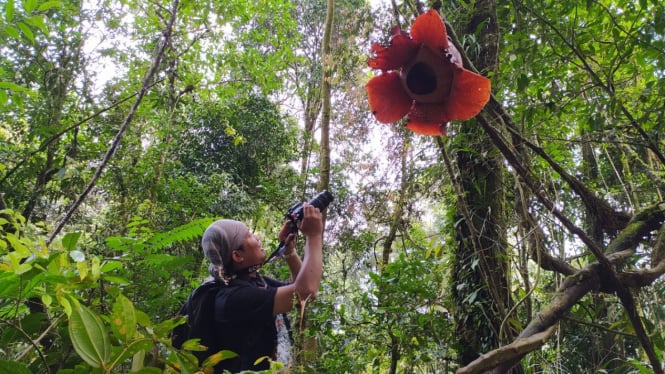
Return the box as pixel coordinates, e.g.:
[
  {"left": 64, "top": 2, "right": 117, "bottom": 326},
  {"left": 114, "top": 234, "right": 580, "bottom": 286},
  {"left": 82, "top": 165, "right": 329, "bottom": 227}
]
[
  {"left": 264, "top": 190, "right": 334, "bottom": 263},
  {"left": 286, "top": 190, "right": 334, "bottom": 221}
]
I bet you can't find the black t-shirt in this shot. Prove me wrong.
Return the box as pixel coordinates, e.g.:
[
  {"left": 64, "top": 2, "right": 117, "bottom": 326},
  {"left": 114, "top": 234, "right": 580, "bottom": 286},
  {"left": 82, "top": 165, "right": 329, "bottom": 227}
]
[{"left": 213, "top": 275, "right": 288, "bottom": 373}]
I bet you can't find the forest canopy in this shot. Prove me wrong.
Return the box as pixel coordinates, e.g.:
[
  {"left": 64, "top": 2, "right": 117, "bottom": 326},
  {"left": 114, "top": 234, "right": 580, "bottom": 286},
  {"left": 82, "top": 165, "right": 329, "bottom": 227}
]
[{"left": 1, "top": 0, "right": 665, "bottom": 373}]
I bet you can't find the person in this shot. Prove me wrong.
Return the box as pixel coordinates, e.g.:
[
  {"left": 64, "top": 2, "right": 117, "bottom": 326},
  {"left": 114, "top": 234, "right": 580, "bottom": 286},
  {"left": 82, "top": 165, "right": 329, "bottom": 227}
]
[{"left": 200, "top": 203, "right": 324, "bottom": 373}]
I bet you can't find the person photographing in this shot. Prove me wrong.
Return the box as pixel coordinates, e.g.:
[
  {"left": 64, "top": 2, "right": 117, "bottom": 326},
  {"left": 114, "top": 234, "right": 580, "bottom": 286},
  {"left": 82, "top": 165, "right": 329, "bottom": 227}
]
[{"left": 199, "top": 203, "right": 324, "bottom": 373}]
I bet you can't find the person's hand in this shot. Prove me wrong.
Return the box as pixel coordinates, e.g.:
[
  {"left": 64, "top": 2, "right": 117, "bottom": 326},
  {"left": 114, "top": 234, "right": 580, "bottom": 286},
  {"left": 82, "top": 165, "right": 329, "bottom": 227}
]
[
  {"left": 297, "top": 203, "right": 323, "bottom": 238},
  {"left": 278, "top": 220, "right": 297, "bottom": 257}
]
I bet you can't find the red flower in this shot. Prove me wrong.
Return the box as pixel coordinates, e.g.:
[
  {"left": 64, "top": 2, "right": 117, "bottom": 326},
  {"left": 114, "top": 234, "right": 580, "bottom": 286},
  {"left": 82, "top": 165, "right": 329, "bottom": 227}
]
[{"left": 366, "top": 10, "right": 491, "bottom": 136}]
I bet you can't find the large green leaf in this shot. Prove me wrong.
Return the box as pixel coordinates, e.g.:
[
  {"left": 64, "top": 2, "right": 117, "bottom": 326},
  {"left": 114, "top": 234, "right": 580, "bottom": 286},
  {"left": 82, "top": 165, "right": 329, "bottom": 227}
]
[
  {"left": 0, "top": 359, "right": 31, "bottom": 374},
  {"left": 68, "top": 303, "right": 111, "bottom": 369},
  {"left": 110, "top": 293, "right": 137, "bottom": 343}
]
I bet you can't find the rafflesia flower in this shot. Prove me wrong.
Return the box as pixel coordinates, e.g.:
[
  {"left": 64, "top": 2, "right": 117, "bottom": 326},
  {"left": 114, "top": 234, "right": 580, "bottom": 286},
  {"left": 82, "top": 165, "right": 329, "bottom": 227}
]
[{"left": 366, "top": 10, "right": 491, "bottom": 136}]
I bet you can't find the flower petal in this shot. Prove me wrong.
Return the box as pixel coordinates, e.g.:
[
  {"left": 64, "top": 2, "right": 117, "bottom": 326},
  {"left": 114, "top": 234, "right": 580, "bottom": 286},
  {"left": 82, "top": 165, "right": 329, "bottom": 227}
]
[
  {"left": 406, "top": 120, "right": 446, "bottom": 136},
  {"left": 409, "top": 101, "right": 453, "bottom": 124},
  {"left": 366, "top": 72, "right": 413, "bottom": 123},
  {"left": 368, "top": 27, "right": 419, "bottom": 71},
  {"left": 410, "top": 10, "right": 449, "bottom": 51},
  {"left": 446, "top": 68, "right": 491, "bottom": 120}
]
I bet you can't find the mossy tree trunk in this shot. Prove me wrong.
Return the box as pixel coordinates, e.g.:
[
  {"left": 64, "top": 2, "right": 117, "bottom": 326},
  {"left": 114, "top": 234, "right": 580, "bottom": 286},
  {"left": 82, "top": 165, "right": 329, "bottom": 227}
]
[{"left": 446, "top": 0, "right": 517, "bottom": 367}]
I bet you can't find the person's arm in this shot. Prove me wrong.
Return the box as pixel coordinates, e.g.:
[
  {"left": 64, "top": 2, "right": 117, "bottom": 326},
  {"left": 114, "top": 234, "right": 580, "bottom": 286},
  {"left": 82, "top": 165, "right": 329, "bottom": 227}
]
[
  {"left": 273, "top": 204, "right": 323, "bottom": 314},
  {"left": 278, "top": 224, "right": 301, "bottom": 281},
  {"left": 283, "top": 247, "right": 302, "bottom": 281}
]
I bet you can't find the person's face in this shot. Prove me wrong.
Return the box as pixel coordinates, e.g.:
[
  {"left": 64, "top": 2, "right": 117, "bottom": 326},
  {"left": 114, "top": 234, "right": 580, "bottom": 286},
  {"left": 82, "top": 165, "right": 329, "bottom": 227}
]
[{"left": 232, "top": 232, "right": 265, "bottom": 270}]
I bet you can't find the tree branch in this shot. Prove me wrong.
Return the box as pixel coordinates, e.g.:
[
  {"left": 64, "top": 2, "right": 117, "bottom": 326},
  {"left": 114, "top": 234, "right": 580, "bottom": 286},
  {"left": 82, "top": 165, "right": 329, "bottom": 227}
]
[
  {"left": 0, "top": 78, "right": 165, "bottom": 189},
  {"left": 618, "top": 224, "right": 665, "bottom": 287},
  {"left": 47, "top": 0, "right": 179, "bottom": 244},
  {"left": 458, "top": 325, "right": 557, "bottom": 374},
  {"left": 456, "top": 203, "right": 665, "bottom": 373},
  {"left": 444, "top": 5, "right": 665, "bottom": 373}
]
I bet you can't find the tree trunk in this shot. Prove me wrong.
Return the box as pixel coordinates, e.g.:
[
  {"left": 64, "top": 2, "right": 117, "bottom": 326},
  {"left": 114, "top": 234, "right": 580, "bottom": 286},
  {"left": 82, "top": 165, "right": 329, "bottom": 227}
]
[
  {"left": 299, "top": 84, "right": 321, "bottom": 192},
  {"left": 581, "top": 128, "right": 624, "bottom": 371},
  {"left": 448, "top": 0, "right": 515, "bottom": 366},
  {"left": 317, "top": 0, "right": 333, "bottom": 196},
  {"left": 297, "top": 0, "right": 334, "bottom": 368}
]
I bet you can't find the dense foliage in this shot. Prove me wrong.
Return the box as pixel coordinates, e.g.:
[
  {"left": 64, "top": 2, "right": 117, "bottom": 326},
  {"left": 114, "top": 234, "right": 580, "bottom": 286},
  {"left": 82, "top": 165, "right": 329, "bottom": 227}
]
[{"left": 1, "top": 0, "right": 665, "bottom": 373}]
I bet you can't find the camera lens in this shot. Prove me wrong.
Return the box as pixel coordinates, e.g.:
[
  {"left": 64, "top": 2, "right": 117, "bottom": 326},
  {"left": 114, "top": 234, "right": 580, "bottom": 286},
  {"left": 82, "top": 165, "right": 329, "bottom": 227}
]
[
  {"left": 293, "top": 190, "right": 334, "bottom": 220},
  {"left": 308, "top": 190, "right": 334, "bottom": 211}
]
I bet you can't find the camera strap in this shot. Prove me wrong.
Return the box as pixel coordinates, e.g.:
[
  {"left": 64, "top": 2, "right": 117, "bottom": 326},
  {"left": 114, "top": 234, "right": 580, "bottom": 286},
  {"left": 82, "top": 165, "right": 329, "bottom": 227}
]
[
  {"left": 265, "top": 219, "right": 298, "bottom": 264},
  {"left": 233, "top": 263, "right": 263, "bottom": 276},
  {"left": 264, "top": 242, "right": 287, "bottom": 264}
]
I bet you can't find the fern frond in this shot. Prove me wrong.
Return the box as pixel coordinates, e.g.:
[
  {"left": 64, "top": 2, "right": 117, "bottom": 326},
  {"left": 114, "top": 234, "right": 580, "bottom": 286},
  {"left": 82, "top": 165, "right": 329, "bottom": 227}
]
[{"left": 147, "top": 217, "right": 218, "bottom": 251}]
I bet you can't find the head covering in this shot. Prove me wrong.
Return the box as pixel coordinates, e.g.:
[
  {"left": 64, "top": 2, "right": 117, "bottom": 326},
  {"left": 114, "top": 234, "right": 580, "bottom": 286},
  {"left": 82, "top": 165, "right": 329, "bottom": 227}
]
[{"left": 201, "top": 219, "right": 250, "bottom": 283}]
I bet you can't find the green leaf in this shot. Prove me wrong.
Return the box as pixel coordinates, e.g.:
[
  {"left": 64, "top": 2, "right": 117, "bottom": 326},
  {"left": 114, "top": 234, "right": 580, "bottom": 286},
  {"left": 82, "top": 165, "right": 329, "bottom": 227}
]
[
  {"left": 152, "top": 315, "right": 183, "bottom": 338},
  {"left": 17, "top": 21, "right": 34, "bottom": 44},
  {"left": 103, "top": 274, "right": 130, "bottom": 285},
  {"left": 76, "top": 260, "right": 88, "bottom": 280},
  {"left": 129, "top": 368, "right": 162, "bottom": 374},
  {"left": 59, "top": 295, "right": 72, "bottom": 316},
  {"left": 4, "top": 25, "right": 20, "bottom": 39},
  {"left": 0, "top": 81, "right": 28, "bottom": 91},
  {"left": 4, "top": 0, "right": 14, "bottom": 22},
  {"left": 628, "top": 359, "right": 653, "bottom": 374},
  {"left": 202, "top": 350, "right": 238, "bottom": 368},
  {"left": 62, "top": 232, "right": 82, "bottom": 251},
  {"left": 5, "top": 232, "right": 30, "bottom": 257},
  {"left": 517, "top": 73, "right": 530, "bottom": 92},
  {"left": 109, "top": 339, "right": 153, "bottom": 370},
  {"left": 182, "top": 338, "right": 206, "bottom": 352},
  {"left": 131, "top": 348, "right": 145, "bottom": 372},
  {"left": 7, "top": 253, "right": 31, "bottom": 274},
  {"left": 41, "top": 294, "right": 52, "bottom": 308},
  {"left": 110, "top": 294, "right": 137, "bottom": 343},
  {"left": 24, "top": 14, "right": 48, "bottom": 34},
  {"left": 38, "top": 0, "right": 61, "bottom": 11},
  {"left": 135, "top": 310, "right": 152, "bottom": 327},
  {"left": 100, "top": 260, "right": 122, "bottom": 272},
  {"left": 23, "top": 0, "right": 38, "bottom": 13},
  {"left": 252, "top": 355, "right": 269, "bottom": 367},
  {"left": 68, "top": 303, "right": 111, "bottom": 369},
  {"left": 0, "top": 359, "right": 31, "bottom": 374},
  {"left": 0, "top": 273, "right": 20, "bottom": 298},
  {"left": 91, "top": 256, "right": 101, "bottom": 281}
]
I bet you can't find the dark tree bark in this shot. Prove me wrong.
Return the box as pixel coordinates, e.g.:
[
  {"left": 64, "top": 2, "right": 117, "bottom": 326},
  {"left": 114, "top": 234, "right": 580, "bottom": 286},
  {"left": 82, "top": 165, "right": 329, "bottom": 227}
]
[
  {"left": 317, "top": 0, "right": 334, "bottom": 196},
  {"left": 446, "top": 0, "right": 516, "bottom": 366}
]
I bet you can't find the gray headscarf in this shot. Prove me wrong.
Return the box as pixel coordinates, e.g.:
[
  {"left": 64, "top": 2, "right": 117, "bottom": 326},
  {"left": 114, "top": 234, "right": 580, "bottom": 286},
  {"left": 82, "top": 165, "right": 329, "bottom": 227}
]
[{"left": 201, "top": 219, "right": 250, "bottom": 284}]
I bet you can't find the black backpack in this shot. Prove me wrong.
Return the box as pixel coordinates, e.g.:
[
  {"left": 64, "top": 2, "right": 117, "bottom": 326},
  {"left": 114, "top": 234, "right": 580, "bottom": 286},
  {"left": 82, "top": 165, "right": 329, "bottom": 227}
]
[{"left": 172, "top": 281, "right": 223, "bottom": 363}]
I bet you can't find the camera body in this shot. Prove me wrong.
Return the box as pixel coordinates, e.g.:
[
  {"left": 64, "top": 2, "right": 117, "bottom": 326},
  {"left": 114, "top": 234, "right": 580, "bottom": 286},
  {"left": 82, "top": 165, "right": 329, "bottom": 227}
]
[{"left": 264, "top": 190, "right": 334, "bottom": 263}]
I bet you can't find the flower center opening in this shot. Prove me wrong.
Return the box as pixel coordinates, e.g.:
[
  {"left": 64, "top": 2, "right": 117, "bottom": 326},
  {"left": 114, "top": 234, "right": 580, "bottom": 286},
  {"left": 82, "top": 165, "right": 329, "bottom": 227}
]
[{"left": 406, "top": 62, "right": 437, "bottom": 95}]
